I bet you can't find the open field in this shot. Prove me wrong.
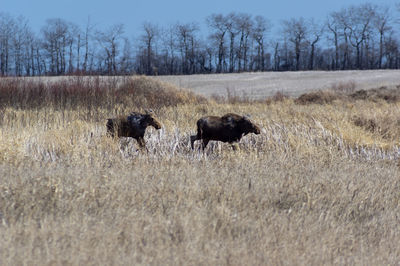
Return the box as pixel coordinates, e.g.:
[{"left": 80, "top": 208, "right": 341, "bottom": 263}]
[
  {"left": 1, "top": 75, "right": 400, "bottom": 265},
  {"left": 155, "top": 69, "right": 400, "bottom": 98},
  {"left": 13, "top": 69, "right": 400, "bottom": 99}
]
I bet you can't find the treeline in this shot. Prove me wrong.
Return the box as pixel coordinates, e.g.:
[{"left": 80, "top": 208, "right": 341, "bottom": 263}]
[{"left": 0, "top": 3, "right": 399, "bottom": 76}]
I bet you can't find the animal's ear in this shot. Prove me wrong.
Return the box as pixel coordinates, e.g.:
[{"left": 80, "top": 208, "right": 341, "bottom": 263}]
[{"left": 145, "top": 109, "right": 154, "bottom": 115}]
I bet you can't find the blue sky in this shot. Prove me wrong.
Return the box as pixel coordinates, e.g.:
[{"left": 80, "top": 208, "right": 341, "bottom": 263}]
[{"left": 1, "top": 0, "right": 399, "bottom": 37}]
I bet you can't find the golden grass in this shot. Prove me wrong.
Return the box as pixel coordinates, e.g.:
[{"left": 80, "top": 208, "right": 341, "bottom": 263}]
[{"left": 1, "top": 79, "right": 400, "bottom": 265}]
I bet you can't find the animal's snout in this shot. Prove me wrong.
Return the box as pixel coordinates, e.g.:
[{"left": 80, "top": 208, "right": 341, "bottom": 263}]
[
  {"left": 254, "top": 125, "right": 261, "bottom": 134},
  {"left": 154, "top": 121, "right": 162, "bottom": 130}
]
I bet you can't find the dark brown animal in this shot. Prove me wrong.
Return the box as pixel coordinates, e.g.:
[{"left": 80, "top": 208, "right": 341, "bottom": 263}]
[
  {"left": 107, "top": 111, "right": 161, "bottom": 149},
  {"left": 190, "top": 113, "right": 261, "bottom": 150}
]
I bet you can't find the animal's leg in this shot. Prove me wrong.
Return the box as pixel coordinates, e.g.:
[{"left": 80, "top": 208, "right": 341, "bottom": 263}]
[
  {"left": 136, "top": 137, "right": 149, "bottom": 152},
  {"left": 106, "top": 120, "right": 115, "bottom": 138},
  {"left": 106, "top": 128, "right": 115, "bottom": 138},
  {"left": 202, "top": 139, "right": 209, "bottom": 150},
  {"left": 230, "top": 143, "right": 240, "bottom": 151},
  {"left": 192, "top": 125, "right": 204, "bottom": 150},
  {"left": 190, "top": 135, "right": 198, "bottom": 149},
  {"left": 137, "top": 137, "right": 145, "bottom": 148}
]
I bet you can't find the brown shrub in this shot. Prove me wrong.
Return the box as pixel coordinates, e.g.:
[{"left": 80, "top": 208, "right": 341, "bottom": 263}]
[
  {"left": 350, "top": 86, "right": 400, "bottom": 103},
  {"left": 368, "top": 87, "right": 400, "bottom": 103},
  {"left": 353, "top": 114, "right": 400, "bottom": 140},
  {"left": 272, "top": 91, "right": 289, "bottom": 102},
  {"left": 349, "top": 89, "right": 369, "bottom": 100},
  {"left": 293, "top": 85, "right": 400, "bottom": 106},
  {"left": 0, "top": 76, "right": 207, "bottom": 112},
  {"left": 116, "top": 76, "right": 207, "bottom": 109},
  {"left": 295, "top": 90, "right": 338, "bottom": 105},
  {"left": 264, "top": 91, "right": 289, "bottom": 105},
  {"left": 353, "top": 116, "right": 378, "bottom": 133}
]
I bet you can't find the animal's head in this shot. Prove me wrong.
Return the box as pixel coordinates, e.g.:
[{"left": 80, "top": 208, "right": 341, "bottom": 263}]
[
  {"left": 240, "top": 116, "right": 261, "bottom": 135},
  {"left": 143, "top": 109, "right": 162, "bottom": 130}
]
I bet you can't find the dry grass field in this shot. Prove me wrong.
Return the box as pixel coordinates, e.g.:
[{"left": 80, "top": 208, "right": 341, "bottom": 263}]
[{"left": 1, "top": 75, "right": 400, "bottom": 265}]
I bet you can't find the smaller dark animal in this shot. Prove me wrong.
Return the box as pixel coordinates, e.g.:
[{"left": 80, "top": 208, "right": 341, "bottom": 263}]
[
  {"left": 106, "top": 110, "right": 161, "bottom": 149},
  {"left": 190, "top": 113, "right": 261, "bottom": 150}
]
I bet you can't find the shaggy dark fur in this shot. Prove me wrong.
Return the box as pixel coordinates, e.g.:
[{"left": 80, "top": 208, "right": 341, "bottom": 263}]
[
  {"left": 190, "top": 113, "right": 261, "bottom": 150},
  {"left": 107, "top": 111, "right": 161, "bottom": 149}
]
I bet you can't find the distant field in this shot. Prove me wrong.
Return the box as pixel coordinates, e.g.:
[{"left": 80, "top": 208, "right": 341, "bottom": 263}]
[
  {"left": 14, "top": 69, "right": 400, "bottom": 100},
  {"left": 154, "top": 69, "right": 400, "bottom": 99}
]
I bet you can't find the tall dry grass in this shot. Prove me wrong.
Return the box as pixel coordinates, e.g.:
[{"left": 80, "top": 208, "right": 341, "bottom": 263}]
[{"left": 1, "top": 77, "right": 400, "bottom": 265}]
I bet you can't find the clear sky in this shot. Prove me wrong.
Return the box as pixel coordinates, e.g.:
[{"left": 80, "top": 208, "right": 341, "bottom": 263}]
[{"left": 1, "top": 0, "right": 399, "bottom": 37}]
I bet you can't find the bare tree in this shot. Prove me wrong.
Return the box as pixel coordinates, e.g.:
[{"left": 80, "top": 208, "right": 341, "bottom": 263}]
[
  {"left": 3, "top": 2, "right": 400, "bottom": 76},
  {"left": 0, "top": 13, "right": 16, "bottom": 75},
  {"left": 120, "top": 38, "right": 134, "bottom": 74},
  {"left": 195, "top": 40, "right": 210, "bottom": 73},
  {"left": 160, "top": 25, "right": 178, "bottom": 74},
  {"left": 225, "top": 12, "right": 239, "bottom": 72},
  {"left": 205, "top": 45, "right": 214, "bottom": 73},
  {"left": 307, "top": 19, "right": 324, "bottom": 70},
  {"left": 65, "top": 23, "right": 80, "bottom": 74},
  {"left": 207, "top": 14, "right": 228, "bottom": 73},
  {"left": 252, "top": 15, "right": 271, "bottom": 71},
  {"left": 24, "top": 27, "right": 37, "bottom": 75},
  {"left": 384, "top": 32, "right": 399, "bottom": 69},
  {"left": 282, "top": 17, "right": 308, "bottom": 70},
  {"left": 140, "top": 22, "right": 159, "bottom": 75},
  {"left": 326, "top": 12, "right": 341, "bottom": 70},
  {"left": 95, "top": 24, "right": 125, "bottom": 74},
  {"left": 273, "top": 41, "right": 280, "bottom": 70},
  {"left": 82, "top": 17, "right": 95, "bottom": 73},
  {"left": 11, "top": 16, "right": 31, "bottom": 76},
  {"left": 175, "top": 22, "right": 198, "bottom": 74},
  {"left": 342, "top": 4, "right": 376, "bottom": 69},
  {"left": 235, "top": 13, "right": 253, "bottom": 72},
  {"left": 373, "top": 5, "right": 392, "bottom": 69},
  {"left": 41, "top": 18, "right": 70, "bottom": 74}
]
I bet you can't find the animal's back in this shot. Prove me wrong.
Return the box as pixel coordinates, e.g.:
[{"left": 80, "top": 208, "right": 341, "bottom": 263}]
[
  {"left": 221, "top": 113, "right": 242, "bottom": 121},
  {"left": 197, "top": 115, "right": 239, "bottom": 142},
  {"left": 107, "top": 116, "right": 130, "bottom": 137}
]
